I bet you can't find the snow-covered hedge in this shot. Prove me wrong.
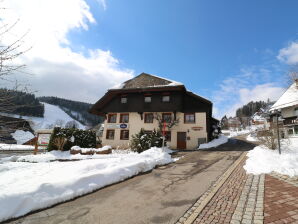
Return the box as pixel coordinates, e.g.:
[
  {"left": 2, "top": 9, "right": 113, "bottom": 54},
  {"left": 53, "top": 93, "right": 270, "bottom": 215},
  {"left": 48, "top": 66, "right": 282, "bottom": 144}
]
[{"left": 47, "top": 127, "right": 96, "bottom": 151}]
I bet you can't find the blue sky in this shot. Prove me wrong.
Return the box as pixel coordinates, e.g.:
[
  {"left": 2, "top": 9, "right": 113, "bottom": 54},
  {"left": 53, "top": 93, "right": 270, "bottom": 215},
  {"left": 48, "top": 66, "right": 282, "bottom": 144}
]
[{"left": 3, "top": 0, "right": 298, "bottom": 118}]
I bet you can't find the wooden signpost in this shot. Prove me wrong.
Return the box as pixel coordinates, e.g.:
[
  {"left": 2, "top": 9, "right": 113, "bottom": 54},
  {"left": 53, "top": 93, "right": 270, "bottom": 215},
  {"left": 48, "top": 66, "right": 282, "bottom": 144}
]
[{"left": 34, "top": 129, "right": 53, "bottom": 155}]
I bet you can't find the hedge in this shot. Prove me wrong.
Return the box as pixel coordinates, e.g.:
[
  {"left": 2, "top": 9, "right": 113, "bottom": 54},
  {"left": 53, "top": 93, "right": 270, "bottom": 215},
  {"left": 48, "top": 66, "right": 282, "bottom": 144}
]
[{"left": 47, "top": 127, "right": 96, "bottom": 151}]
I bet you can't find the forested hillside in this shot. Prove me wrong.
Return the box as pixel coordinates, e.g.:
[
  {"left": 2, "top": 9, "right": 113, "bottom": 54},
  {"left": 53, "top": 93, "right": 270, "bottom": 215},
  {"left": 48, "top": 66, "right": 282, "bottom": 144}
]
[
  {"left": 236, "top": 101, "right": 269, "bottom": 117},
  {"left": 0, "top": 89, "right": 44, "bottom": 117},
  {"left": 38, "top": 96, "right": 103, "bottom": 127}
]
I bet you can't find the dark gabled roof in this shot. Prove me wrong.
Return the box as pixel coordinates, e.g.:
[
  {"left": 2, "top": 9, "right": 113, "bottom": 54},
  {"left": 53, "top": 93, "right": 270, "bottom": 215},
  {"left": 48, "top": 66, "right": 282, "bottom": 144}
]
[
  {"left": 185, "top": 91, "right": 212, "bottom": 105},
  {"left": 89, "top": 73, "right": 212, "bottom": 116},
  {"left": 111, "top": 73, "right": 184, "bottom": 90}
]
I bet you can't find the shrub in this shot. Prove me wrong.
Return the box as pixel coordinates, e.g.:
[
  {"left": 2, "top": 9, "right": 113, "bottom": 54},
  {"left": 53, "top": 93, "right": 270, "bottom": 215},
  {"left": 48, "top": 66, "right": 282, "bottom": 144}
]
[
  {"left": 47, "top": 127, "right": 96, "bottom": 151},
  {"left": 130, "top": 129, "right": 164, "bottom": 153}
]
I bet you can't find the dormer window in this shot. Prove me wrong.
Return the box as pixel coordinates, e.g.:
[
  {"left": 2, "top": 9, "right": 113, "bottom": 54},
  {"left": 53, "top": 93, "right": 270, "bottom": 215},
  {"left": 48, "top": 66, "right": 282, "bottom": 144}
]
[
  {"left": 144, "top": 96, "right": 151, "bottom": 103},
  {"left": 162, "top": 95, "right": 170, "bottom": 102},
  {"left": 121, "top": 97, "right": 127, "bottom": 104}
]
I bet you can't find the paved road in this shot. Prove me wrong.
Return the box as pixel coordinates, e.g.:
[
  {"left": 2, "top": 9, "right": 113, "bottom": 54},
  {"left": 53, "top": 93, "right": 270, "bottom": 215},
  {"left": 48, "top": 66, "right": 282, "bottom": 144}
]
[{"left": 7, "top": 138, "right": 256, "bottom": 224}]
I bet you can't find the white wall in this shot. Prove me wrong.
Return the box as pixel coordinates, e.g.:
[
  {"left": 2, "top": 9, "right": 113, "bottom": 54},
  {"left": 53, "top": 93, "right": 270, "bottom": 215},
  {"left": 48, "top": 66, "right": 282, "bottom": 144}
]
[{"left": 102, "top": 112, "right": 208, "bottom": 150}]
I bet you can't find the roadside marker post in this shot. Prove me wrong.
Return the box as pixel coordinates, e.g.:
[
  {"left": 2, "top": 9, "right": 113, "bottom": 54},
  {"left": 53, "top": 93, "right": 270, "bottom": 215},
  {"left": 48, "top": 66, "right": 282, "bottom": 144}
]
[{"left": 162, "top": 121, "right": 166, "bottom": 151}]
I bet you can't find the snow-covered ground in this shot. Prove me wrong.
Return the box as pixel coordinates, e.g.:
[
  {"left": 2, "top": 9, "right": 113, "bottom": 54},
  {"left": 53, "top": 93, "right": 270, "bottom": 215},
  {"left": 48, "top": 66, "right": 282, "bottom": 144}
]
[
  {"left": 198, "top": 135, "right": 228, "bottom": 149},
  {"left": 0, "top": 147, "right": 174, "bottom": 222},
  {"left": 222, "top": 125, "right": 264, "bottom": 138},
  {"left": 0, "top": 144, "right": 35, "bottom": 151},
  {"left": 11, "top": 130, "right": 34, "bottom": 145},
  {"left": 221, "top": 129, "right": 250, "bottom": 138},
  {"left": 244, "top": 139, "right": 298, "bottom": 177},
  {"left": 246, "top": 133, "right": 259, "bottom": 142},
  {"left": 0, "top": 103, "right": 85, "bottom": 131}
]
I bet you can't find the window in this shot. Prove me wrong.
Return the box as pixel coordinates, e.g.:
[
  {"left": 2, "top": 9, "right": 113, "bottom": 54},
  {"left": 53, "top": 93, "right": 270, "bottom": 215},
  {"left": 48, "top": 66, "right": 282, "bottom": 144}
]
[
  {"left": 144, "top": 113, "right": 154, "bottom": 123},
  {"left": 120, "top": 113, "right": 129, "bottom": 123},
  {"left": 108, "top": 114, "right": 117, "bottom": 123},
  {"left": 295, "top": 108, "right": 298, "bottom": 116},
  {"left": 106, "top": 130, "right": 115, "bottom": 140},
  {"left": 144, "top": 96, "right": 151, "bottom": 103},
  {"left": 162, "top": 95, "right": 170, "bottom": 102},
  {"left": 120, "top": 130, "right": 129, "bottom": 140},
  {"left": 288, "top": 128, "right": 294, "bottom": 135},
  {"left": 184, "top": 113, "right": 195, "bottom": 124},
  {"left": 121, "top": 97, "right": 127, "bottom": 104},
  {"left": 295, "top": 126, "right": 298, "bottom": 135},
  {"left": 164, "top": 131, "right": 171, "bottom": 141},
  {"left": 162, "top": 113, "right": 172, "bottom": 123}
]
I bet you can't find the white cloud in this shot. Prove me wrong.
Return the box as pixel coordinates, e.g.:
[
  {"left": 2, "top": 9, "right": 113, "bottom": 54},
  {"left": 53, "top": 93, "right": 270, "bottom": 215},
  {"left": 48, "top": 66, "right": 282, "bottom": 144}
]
[
  {"left": 97, "top": 0, "right": 107, "bottom": 10},
  {"left": 1, "top": 0, "right": 133, "bottom": 103},
  {"left": 212, "top": 67, "right": 285, "bottom": 118},
  {"left": 277, "top": 42, "right": 298, "bottom": 65},
  {"left": 224, "top": 84, "right": 284, "bottom": 117}
]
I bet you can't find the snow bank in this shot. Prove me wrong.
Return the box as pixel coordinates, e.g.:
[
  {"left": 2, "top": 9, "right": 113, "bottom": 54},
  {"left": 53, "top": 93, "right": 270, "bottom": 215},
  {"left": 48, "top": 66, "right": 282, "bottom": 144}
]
[
  {"left": 0, "top": 147, "right": 174, "bottom": 221},
  {"left": 71, "top": 145, "right": 112, "bottom": 154},
  {"left": 198, "top": 135, "right": 228, "bottom": 149},
  {"left": 11, "top": 130, "right": 34, "bottom": 145},
  {"left": 244, "top": 139, "right": 298, "bottom": 177},
  {"left": 0, "top": 144, "right": 35, "bottom": 151},
  {"left": 246, "top": 134, "right": 258, "bottom": 142},
  {"left": 228, "top": 129, "right": 251, "bottom": 138}
]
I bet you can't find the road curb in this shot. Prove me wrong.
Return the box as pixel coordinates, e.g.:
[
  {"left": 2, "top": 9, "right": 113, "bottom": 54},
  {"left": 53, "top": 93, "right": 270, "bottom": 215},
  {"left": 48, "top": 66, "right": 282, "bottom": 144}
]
[{"left": 176, "top": 152, "right": 248, "bottom": 224}]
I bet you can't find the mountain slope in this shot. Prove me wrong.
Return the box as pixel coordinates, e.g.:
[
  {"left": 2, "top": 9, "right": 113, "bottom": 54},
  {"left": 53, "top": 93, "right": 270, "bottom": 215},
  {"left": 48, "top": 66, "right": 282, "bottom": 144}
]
[
  {"left": 1, "top": 103, "right": 85, "bottom": 131},
  {"left": 38, "top": 96, "right": 103, "bottom": 127}
]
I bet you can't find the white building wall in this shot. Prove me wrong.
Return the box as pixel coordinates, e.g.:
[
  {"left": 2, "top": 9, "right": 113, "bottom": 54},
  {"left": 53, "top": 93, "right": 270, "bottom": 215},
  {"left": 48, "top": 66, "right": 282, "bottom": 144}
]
[{"left": 102, "top": 112, "right": 208, "bottom": 150}]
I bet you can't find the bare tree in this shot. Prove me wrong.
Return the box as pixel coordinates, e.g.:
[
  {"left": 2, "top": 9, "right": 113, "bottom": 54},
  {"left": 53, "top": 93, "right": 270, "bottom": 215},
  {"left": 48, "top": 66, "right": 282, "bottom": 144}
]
[
  {"left": 0, "top": 6, "right": 33, "bottom": 144},
  {"left": 154, "top": 113, "right": 179, "bottom": 131}
]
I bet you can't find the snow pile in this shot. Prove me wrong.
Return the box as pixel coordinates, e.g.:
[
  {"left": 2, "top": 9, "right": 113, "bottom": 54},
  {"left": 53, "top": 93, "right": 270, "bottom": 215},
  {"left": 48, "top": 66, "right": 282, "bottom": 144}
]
[
  {"left": 228, "top": 129, "right": 251, "bottom": 138},
  {"left": 198, "top": 135, "right": 228, "bottom": 149},
  {"left": 11, "top": 130, "right": 34, "bottom": 145},
  {"left": 0, "top": 144, "right": 35, "bottom": 151},
  {"left": 246, "top": 134, "right": 259, "bottom": 142},
  {"left": 71, "top": 145, "right": 112, "bottom": 154},
  {"left": 244, "top": 139, "right": 298, "bottom": 176},
  {"left": 0, "top": 147, "right": 174, "bottom": 221}
]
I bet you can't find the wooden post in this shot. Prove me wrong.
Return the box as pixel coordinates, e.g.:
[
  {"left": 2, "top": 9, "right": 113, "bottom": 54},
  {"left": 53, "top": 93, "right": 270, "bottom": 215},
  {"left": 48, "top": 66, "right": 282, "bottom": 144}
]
[{"left": 34, "top": 133, "right": 39, "bottom": 155}]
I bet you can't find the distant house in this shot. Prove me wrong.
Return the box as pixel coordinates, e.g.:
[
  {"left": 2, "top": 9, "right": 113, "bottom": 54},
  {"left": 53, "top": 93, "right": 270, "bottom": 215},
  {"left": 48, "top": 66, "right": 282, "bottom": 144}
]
[
  {"left": 90, "top": 73, "right": 217, "bottom": 150},
  {"left": 270, "top": 80, "right": 298, "bottom": 137},
  {"left": 227, "top": 117, "right": 242, "bottom": 130}
]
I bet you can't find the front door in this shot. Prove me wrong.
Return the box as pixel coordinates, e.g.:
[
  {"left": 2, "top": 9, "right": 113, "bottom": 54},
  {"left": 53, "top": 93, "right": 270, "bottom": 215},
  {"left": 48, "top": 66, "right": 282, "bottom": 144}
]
[{"left": 177, "top": 132, "right": 186, "bottom": 149}]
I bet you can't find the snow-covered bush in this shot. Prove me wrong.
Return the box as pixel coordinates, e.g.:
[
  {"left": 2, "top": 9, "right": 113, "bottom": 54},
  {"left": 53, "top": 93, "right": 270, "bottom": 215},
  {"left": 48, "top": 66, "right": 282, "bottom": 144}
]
[
  {"left": 130, "top": 129, "right": 164, "bottom": 153},
  {"left": 47, "top": 127, "right": 96, "bottom": 151}
]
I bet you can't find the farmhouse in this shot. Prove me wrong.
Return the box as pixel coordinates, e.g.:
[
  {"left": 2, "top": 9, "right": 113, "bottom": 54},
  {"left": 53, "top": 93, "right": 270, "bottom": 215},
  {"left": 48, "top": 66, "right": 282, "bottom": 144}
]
[
  {"left": 270, "top": 80, "right": 298, "bottom": 138},
  {"left": 90, "top": 73, "right": 218, "bottom": 150}
]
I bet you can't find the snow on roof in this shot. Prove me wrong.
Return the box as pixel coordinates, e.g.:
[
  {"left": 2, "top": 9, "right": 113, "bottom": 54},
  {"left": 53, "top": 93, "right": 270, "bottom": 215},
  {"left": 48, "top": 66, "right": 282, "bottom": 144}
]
[
  {"left": 109, "top": 73, "right": 183, "bottom": 90},
  {"left": 270, "top": 83, "right": 298, "bottom": 111}
]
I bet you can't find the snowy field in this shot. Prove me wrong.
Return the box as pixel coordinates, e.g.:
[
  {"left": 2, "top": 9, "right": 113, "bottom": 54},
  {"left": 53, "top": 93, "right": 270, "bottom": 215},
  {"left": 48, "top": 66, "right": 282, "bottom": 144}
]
[
  {"left": 244, "top": 138, "right": 298, "bottom": 177},
  {"left": 198, "top": 135, "right": 228, "bottom": 149},
  {"left": 0, "top": 147, "right": 174, "bottom": 222}
]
